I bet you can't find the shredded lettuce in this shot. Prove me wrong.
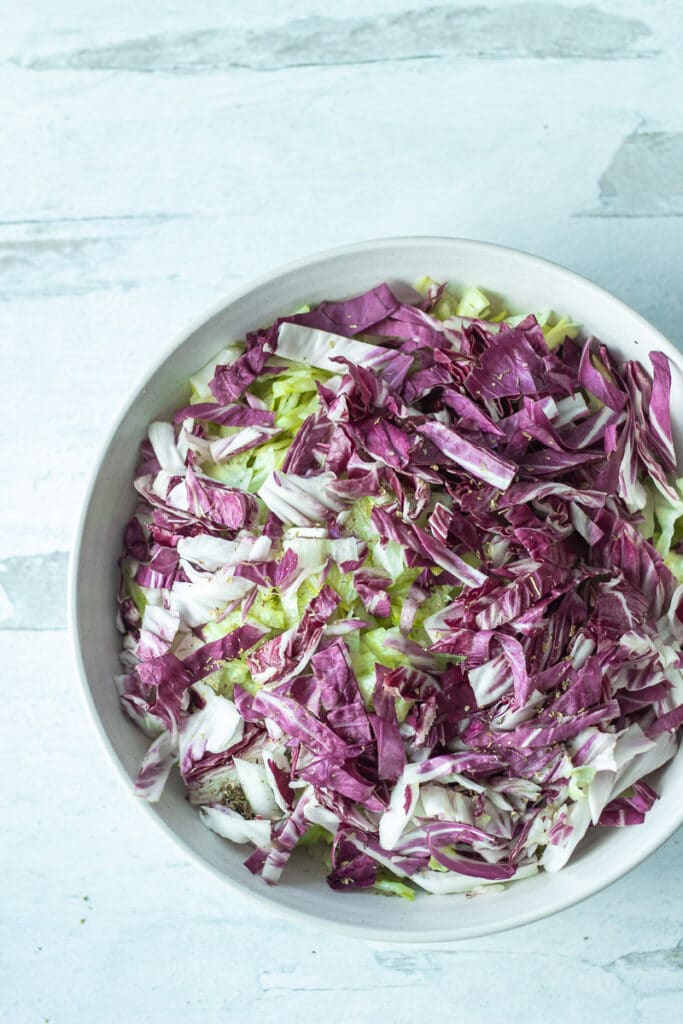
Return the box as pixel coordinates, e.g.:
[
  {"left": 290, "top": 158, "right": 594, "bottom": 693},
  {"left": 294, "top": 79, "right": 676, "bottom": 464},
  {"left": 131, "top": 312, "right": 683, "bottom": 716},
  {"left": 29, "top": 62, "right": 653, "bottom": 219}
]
[
  {"left": 374, "top": 873, "right": 416, "bottom": 900},
  {"left": 298, "top": 824, "right": 334, "bottom": 847}
]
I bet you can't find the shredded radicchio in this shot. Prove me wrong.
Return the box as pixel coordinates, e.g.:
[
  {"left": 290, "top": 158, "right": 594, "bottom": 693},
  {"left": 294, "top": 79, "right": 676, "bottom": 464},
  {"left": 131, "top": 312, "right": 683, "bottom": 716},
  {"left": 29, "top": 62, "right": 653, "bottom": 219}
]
[{"left": 116, "top": 280, "right": 683, "bottom": 898}]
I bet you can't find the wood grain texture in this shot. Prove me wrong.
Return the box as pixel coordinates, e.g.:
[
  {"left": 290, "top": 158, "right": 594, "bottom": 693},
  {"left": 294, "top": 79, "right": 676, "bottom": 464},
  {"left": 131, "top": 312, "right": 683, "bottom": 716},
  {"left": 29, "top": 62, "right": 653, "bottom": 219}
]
[
  {"left": 15, "top": 5, "right": 659, "bottom": 71},
  {"left": 2, "top": 1, "right": 682, "bottom": 1019}
]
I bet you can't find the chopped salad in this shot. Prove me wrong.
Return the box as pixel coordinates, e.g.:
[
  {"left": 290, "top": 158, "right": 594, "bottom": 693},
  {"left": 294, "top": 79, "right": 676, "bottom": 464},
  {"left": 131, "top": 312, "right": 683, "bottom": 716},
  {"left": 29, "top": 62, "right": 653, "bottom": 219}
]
[{"left": 116, "top": 278, "right": 683, "bottom": 898}]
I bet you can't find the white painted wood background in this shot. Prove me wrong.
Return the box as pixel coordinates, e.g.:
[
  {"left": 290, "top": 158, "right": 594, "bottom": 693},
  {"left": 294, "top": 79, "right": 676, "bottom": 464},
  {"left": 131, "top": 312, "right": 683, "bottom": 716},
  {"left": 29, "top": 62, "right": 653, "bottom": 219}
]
[{"left": 2, "top": 1, "right": 682, "bottom": 1020}]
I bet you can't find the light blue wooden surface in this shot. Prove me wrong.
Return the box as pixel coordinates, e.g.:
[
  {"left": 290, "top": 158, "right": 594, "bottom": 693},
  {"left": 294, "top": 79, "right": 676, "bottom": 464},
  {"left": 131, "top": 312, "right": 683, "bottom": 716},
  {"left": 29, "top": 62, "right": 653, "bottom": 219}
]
[{"left": 2, "top": 2, "right": 682, "bottom": 1020}]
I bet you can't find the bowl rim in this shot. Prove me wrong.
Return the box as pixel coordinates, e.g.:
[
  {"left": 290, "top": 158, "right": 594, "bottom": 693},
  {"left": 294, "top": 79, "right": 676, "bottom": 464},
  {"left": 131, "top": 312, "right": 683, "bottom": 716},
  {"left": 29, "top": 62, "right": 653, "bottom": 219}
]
[{"left": 68, "top": 234, "right": 683, "bottom": 943}]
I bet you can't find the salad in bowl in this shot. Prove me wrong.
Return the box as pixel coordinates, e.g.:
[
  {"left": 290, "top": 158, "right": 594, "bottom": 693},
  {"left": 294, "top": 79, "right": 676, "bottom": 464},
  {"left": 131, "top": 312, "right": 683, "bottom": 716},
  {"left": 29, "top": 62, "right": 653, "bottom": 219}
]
[{"left": 115, "top": 274, "right": 683, "bottom": 902}]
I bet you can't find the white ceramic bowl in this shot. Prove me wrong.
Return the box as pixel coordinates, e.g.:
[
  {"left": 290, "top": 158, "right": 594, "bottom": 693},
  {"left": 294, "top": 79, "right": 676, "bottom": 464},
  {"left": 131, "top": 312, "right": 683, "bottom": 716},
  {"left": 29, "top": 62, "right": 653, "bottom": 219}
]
[{"left": 69, "top": 237, "right": 683, "bottom": 942}]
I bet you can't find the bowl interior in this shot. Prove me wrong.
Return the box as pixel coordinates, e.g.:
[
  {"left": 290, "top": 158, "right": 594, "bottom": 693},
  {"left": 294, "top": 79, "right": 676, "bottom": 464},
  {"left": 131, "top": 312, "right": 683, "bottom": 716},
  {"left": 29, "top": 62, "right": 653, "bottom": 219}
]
[{"left": 71, "top": 237, "right": 683, "bottom": 941}]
